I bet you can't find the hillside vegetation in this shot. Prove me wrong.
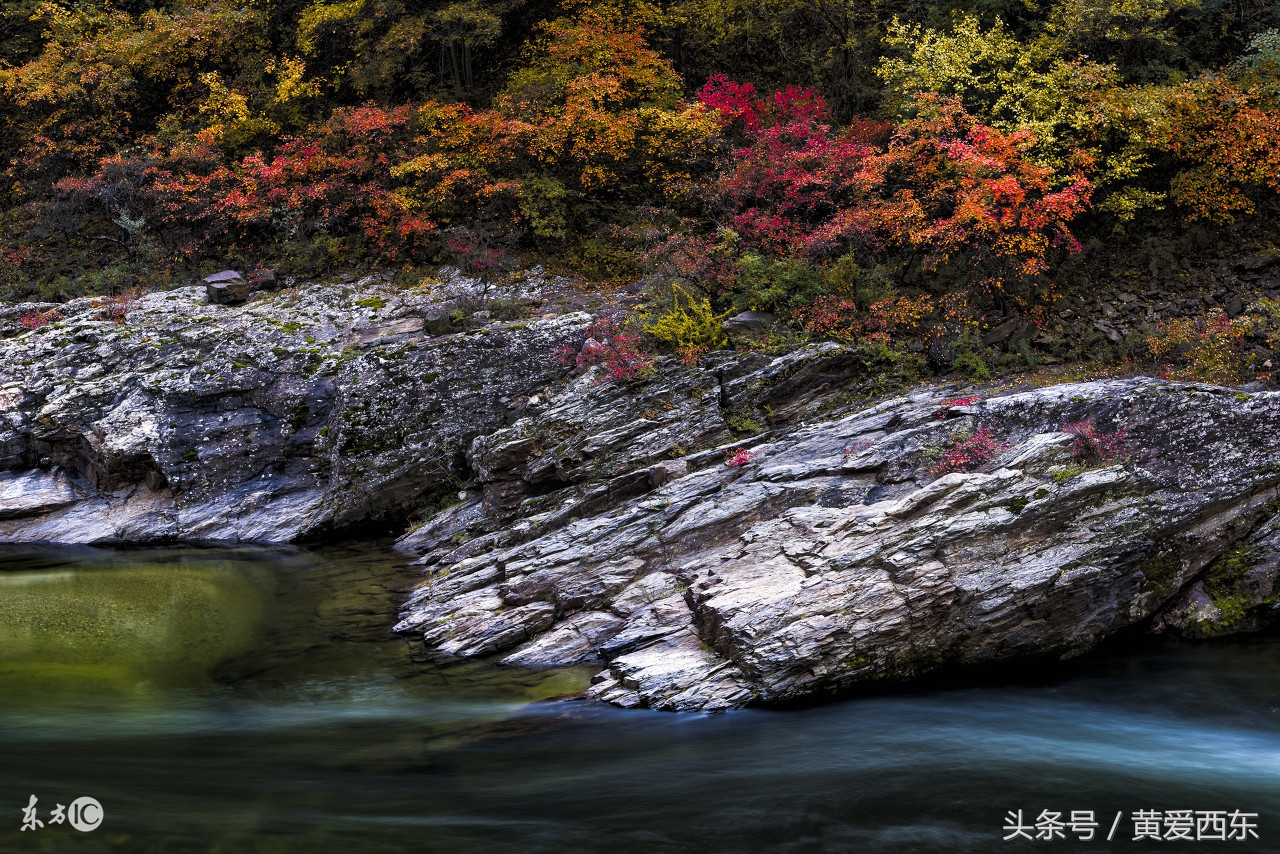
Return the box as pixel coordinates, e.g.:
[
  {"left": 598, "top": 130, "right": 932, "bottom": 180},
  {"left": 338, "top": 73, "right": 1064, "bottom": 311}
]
[{"left": 2, "top": 0, "right": 1279, "bottom": 379}]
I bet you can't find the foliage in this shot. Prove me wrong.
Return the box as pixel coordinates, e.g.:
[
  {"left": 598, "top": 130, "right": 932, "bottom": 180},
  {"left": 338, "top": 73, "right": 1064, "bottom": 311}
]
[
  {"left": 724, "top": 447, "right": 756, "bottom": 467},
  {"left": 645, "top": 284, "right": 728, "bottom": 363},
  {"left": 1145, "top": 309, "right": 1253, "bottom": 385},
  {"left": 1062, "top": 419, "right": 1125, "bottom": 462},
  {"left": 936, "top": 395, "right": 981, "bottom": 420},
  {"left": 0, "top": 0, "right": 263, "bottom": 189},
  {"left": 878, "top": 15, "right": 1157, "bottom": 219},
  {"left": 498, "top": 11, "right": 717, "bottom": 197},
  {"left": 0, "top": 0, "right": 1278, "bottom": 356},
  {"left": 92, "top": 292, "right": 138, "bottom": 322},
  {"left": 930, "top": 427, "right": 1006, "bottom": 475},
  {"left": 690, "top": 78, "right": 1092, "bottom": 318},
  {"left": 20, "top": 309, "right": 59, "bottom": 330},
  {"left": 558, "top": 316, "right": 654, "bottom": 383},
  {"left": 1154, "top": 66, "right": 1280, "bottom": 223},
  {"left": 5, "top": 12, "right": 719, "bottom": 290}
]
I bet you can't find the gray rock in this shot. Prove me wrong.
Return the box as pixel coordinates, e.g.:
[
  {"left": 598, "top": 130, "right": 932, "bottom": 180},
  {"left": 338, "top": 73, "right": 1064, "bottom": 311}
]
[
  {"left": 0, "top": 303, "right": 61, "bottom": 339},
  {"left": 0, "top": 468, "right": 88, "bottom": 519},
  {"left": 395, "top": 377, "right": 1280, "bottom": 710},
  {"left": 10, "top": 273, "right": 1280, "bottom": 713},
  {"left": 926, "top": 332, "right": 956, "bottom": 368},
  {"left": 0, "top": 280, "right": 588, "bottom": 542},
  {"left": 205, "top": 271, "right": 249, "bottom": 305},
  {"left": 723, "top": 311, "right": 780, "bottom": 338},
  {"left": 1237, "top": 256, "right": 1278, "bottom": 273},
  {"left": 1154, "top": 513, "right": 1280, "bottom": 637}
]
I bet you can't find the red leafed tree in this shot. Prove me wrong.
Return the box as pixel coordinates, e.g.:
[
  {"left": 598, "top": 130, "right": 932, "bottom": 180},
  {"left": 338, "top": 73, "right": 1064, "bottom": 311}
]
[
  {"left": 214, "top": 104, "right": 435, "bottom": 255},
  {"left": 1156, "top": 74, "right": 1280, "bottom": 223},
  {"left": 869, "top": 94, "right": 1093, "bottom": 299},
  {"left": 697, "top": 79, "right": 1093, "bottom": 304}
]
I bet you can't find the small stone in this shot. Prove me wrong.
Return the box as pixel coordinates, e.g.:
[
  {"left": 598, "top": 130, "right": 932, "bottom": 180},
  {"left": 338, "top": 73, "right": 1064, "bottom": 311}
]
[
  {"left": 250, "top": 268, "right": 278, "bottom": 290},
  {"left": 423, "top": 310, "right": 453, "bottom": 336},
  {"left": 981, "top": 318, "right": 1021, "bottom": 346},
  {"left": 205, "top": 272, "right": 249, "bottom": 305},
  {"left": 723, "top": 311, "right": 779, "bottom": 335},
  {"left": 1237, "top": 256, "right": 1277, "bottom": 272}
]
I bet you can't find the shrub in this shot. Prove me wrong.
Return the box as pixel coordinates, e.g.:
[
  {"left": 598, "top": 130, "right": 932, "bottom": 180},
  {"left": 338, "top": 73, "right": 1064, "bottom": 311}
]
[
  {"left": 558, "top": 316, "right": 653, "bottom": 382},
  {"left": 646, "top": 285, "right": 728, "bottom": 364},
  {"left": 21, "top": 310, "right": 61, "bottom": 330},
  {"left": 931, "top": 427, "right": 1006, "bottom": 475},
  {"left": 695, "top": 80, "right": 1092, "bottom": 302},
  {"left": 803, "top": 292, "right": 933, "bottom": 344},
  {"left": 92, "top": 292, "right": 137, "bottom": 322},
  {"left": 1062, "top": 419, "right": 1125, "bottom": 462},
  {"left": 725, "top": 447, "right": 756, "bottom": 467},
  {"left": 936, "top": 395, "right": 981, "bottom": 420},
  {"left": 1144, "top": 309, "right": 1252, "bottom": 385}
]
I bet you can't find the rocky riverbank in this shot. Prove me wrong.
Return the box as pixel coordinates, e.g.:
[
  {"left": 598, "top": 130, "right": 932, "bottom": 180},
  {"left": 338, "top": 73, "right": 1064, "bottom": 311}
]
[
  {"left": 0, "top": 271, "right": 591, "bottom": 540},
  {"left": 3, "top": 274, "right": 1279, "bottom": 711}
]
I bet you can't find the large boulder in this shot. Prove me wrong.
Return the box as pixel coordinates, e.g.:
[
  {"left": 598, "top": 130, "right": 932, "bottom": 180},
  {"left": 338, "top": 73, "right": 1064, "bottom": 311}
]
[{"left": 395, "top": 376, "right": 1280, "bottom": 710}]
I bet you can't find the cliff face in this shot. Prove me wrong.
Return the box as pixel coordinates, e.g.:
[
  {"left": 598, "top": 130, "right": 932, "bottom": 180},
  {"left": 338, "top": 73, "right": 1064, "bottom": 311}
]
[
  {"left": 392, "top": 366, "right": 1280, "bottom": 711},
  {"left": 4, "top": 278, "right": 1280, "bottom": 711},
  {"left": 0, "top": 274, "right": 589, "bottom": 541}
]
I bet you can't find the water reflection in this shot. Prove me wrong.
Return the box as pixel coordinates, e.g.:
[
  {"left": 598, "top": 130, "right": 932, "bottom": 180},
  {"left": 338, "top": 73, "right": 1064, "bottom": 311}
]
[{"left": 1, "top": 545, "right": 1277, "bottom": 853}]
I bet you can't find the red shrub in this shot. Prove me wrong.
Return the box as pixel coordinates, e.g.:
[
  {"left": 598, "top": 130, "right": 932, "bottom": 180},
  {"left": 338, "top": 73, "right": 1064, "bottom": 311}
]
[
  {"left": 558, "top": 317, "right": 653, "bottom": 382},
  {"left": 931, "top": 427, "right": 1006, "bottom": 475},
  {"left": 694, "top": 81, "right": 1093, "bottom": 304},
  {"left": 1062, "top": 419, "right": 1125, "bottom": 462},
  {"left": 21, "top": 310, "right": 61, "bottom": 330},
  {"left": 725, "top": 447, "right": 756, "bottom": 467},
  {"left": 936, "top": 395, "right": 981, "bottom": 420},
  {"left": 92, "top": 292, "right": 136, "bottom": 322}
]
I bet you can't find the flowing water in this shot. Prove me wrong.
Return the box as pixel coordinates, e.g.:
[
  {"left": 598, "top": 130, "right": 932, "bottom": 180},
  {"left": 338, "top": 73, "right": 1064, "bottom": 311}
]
[{"left": 1, "top": 544, "right": 1278, "bottom": 853}]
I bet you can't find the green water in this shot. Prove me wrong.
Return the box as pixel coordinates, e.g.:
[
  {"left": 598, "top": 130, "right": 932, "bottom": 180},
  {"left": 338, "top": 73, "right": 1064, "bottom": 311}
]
[{"left": 1, "top": 544, "right": 1279, "bottom": 853}]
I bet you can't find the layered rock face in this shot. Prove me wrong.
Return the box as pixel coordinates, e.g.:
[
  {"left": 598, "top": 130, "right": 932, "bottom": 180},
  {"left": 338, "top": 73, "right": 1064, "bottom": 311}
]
[
  {"left": 395, "top": 369, "right": 1280, "bottom": 711},
  {"left": 5, "top": 276, "right": 1280, "bottom": 712},
  {"left": 0, "top": 273, "right": 589, "bottom": 541}
]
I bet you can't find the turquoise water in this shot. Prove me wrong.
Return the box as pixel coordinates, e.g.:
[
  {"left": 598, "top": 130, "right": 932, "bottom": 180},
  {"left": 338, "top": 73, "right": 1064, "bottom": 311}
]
[{"left": 1, "top": 544, "right": 1278, "bottom": 852}]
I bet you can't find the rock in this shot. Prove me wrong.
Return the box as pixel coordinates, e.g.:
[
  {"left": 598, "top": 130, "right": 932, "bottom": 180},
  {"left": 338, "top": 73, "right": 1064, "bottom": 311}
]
[
  {"left": 395, "top": 377, "right": 1280, "bottom": 710},
  {"left": 722, "top": 311, "right": 781, "bottom": 340},
  {"left": 0, "top": 280, "right": 589, "bottom": 542},
  {"left": 926, "top": 332, "right": 956, "bottom": 368},
  {"left": 204, "top": 271, "right": 249, "bottom": 304},
  {"left": 0, "top": 303, "right": 61, "bottom": 339},
  {"left": 980, "top": 318, "right": 1022, "bottom": 346},
  {"left": 205, "top": 270, "right": 245, "bottom": 283},
  {"left": 1154, "top": 514, "right": 1280, "bottom": 637},
  {"left": 1092, "top": 320, "right": 1123, "bottom": 343},
  {"left": 356, "top": 317, "right": 424, "bottom": 345},
  {"left": 1237, "top": 256, "right": 1278, "bottom": 273},
  {"left": 11, "top": 272, "right": 1280, "bottom": 713},
  {"left": 0, "top": 468, "right": 88, "bottom": 519},
  {"left": 424, "top": 310, "right": 455, "bottom": 337}
]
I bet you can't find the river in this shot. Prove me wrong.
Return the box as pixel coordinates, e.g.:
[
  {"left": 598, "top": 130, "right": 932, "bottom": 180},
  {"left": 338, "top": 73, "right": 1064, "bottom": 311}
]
[{"left": 1, "top": 544, "right": 1277, "bottom": 852}]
